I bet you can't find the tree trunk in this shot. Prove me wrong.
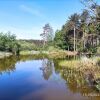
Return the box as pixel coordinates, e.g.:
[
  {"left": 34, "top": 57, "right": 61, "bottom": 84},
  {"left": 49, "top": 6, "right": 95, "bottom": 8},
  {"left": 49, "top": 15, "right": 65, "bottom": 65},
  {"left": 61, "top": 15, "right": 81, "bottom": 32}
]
[
  {"left": 74, "top": 26, "right": 76, "bottom": 52},
  {"left": 83, "top": 31, "right": 86, "bottom": 49}
]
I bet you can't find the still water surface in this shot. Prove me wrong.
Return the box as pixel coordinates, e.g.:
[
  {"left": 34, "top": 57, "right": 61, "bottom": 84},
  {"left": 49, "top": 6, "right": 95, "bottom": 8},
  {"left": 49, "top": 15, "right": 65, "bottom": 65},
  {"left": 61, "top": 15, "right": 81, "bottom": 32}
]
[{"left": 0, "top": 56, "right": 100, "bottom": 100}]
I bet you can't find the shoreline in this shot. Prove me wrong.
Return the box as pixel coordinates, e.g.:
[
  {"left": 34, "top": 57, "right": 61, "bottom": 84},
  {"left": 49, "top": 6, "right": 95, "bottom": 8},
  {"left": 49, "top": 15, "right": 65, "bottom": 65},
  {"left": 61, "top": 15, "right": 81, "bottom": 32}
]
[
  {"left": 0, "top": 52, "right": 12, "bottom": 59},
  {"left": 0, "top": 50, "right": 99, "bottom": 59},
  {"left": 20, "top": 50, "right": 78, "bottom": 58},
  {"left": 0, "top": 50, "right": 100, "bottom": 59},
  {"left": 59, "top": 57, "right": 100, "bottom": 91}
]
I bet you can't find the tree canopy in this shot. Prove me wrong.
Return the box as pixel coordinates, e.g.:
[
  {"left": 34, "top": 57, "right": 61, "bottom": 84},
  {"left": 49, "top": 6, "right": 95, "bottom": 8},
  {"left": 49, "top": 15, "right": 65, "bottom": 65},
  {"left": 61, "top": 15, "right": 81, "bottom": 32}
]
[{"left": 54, "top": 0, "right": 100, "bottom": 53}]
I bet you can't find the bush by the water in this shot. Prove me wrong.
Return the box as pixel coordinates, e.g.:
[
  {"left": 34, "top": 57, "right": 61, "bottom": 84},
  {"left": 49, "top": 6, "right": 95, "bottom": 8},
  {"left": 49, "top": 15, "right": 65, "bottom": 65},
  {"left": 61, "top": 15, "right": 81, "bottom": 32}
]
[{"left": 0, "top": 32, "right": 20, "bottom": 54}]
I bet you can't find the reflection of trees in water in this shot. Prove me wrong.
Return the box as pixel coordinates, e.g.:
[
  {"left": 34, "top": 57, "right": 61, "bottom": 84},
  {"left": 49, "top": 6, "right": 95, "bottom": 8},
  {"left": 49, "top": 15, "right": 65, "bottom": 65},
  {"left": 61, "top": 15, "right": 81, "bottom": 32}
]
[
  {"left": 40, "top": 59, "right": 53, "bottom": 80},
  {"left": 0, "top": 56, "right": 17, "bottom": 75},
  {"left": 0, "top": 55, "right": 53, "bottom": 77},
  {"left": 0, "top": 54, "right": 48, "bottom": 75},
  {"left": 54, "top": 60, "right": 98, "bottom": 95}
]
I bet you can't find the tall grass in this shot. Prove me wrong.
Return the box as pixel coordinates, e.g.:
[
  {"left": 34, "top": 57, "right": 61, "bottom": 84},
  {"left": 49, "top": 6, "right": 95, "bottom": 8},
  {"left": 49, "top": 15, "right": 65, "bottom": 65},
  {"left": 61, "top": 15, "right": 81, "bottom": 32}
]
[{"left": 59, "top": 57, "right": 100, "bottom": 80}]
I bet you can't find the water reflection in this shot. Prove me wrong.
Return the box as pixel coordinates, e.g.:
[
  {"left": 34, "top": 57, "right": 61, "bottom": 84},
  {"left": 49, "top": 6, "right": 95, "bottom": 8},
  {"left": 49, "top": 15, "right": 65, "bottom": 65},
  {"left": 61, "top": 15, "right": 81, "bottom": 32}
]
[
  {"left": 0, "top": 55, "right": 47, "bottom": 75},
  {"left": 40, "top": 59, "right": 53, "bottom": 80},
  {"left": 0, "top": 56, "right": 17, "bottom": 75},
  {"left": 0, "top": 56, "right": 100, "bottom": 100},
  {"left": 54, "top": 60, "right": 100, "bottom": 100},
  {"left": 55, "top": 66, "right": 92, "bottom": 93}
]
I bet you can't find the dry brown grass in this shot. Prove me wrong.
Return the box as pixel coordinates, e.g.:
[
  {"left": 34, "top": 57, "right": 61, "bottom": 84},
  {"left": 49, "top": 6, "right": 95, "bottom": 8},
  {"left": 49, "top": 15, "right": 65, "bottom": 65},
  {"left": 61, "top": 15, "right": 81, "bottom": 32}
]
[
  {"left": 59, "top": 58, "right": 100, "bottom": 80},
  {"left": 49, "top": 50, "right": 77, "bottom": 59}
]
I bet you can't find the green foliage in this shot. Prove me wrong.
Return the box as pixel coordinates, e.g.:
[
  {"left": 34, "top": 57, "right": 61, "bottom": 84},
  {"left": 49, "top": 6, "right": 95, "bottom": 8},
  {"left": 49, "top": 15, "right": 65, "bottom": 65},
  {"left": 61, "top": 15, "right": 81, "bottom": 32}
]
[
  {"left": 82, "top": 45, "right": 97, "bottom": 53},
  {"left": 97, "top": 47, "right": 100, "bottom": 54},
  {"left": 96, "top": 57, "right": 100, "bottom": 66},
  {"left": 0, "top": 32, "right": 20, "bottom": 54},
  {"left": 96, "top": 83, "right": 100, "bottom": 91},
  {"left": 54, "top": 30, "right": 63, "bottom": 47},
  {"left": 89, "top": 46, "right": 97, "bottom": 53},
  {"left": 18, "top": 40, "right": 45, "bottom": 51},
  {"left": 18, "top": 40, "right": 35, "bottom": 51},
  {"left": 96, "top": 23, "right": 100, "bottom": 35},
  {"left": 54, "top": 0, "right": 100, "bottom": 53},
  {"left": 54, "top": 30, "right": 69, "bottom": 50}
]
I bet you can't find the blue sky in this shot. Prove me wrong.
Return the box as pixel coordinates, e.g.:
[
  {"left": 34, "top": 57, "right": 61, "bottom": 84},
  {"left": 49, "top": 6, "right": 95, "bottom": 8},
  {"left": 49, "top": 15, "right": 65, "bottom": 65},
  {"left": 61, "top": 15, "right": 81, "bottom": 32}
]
[{"left": 0, "top": 0, "right": 100, "bottom": 39}]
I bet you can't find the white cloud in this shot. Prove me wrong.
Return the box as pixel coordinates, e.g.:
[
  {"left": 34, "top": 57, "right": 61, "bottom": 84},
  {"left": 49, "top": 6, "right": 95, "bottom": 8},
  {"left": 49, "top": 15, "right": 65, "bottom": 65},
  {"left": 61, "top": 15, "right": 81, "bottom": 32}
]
[{"left": 20, "top": 4, "right": 44, "bottom": 18}]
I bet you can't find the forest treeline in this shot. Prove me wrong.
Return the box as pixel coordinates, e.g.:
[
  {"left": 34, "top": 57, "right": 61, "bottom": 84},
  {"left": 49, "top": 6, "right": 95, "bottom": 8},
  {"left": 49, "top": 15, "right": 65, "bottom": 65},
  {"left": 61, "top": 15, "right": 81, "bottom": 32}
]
[
  {"left": 54, "top": 0, "right": 100, "bottom": 53},
  {"left": 0, "top": 32, "right": 43, "bottom": 53}
]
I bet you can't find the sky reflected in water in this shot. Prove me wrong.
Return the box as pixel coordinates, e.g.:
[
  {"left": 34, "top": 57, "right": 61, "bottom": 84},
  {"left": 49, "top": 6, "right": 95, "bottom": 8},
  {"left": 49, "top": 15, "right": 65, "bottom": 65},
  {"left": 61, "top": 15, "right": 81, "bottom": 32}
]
[{"left": 0, "top": 56, "right": 100, "bottom": 100}]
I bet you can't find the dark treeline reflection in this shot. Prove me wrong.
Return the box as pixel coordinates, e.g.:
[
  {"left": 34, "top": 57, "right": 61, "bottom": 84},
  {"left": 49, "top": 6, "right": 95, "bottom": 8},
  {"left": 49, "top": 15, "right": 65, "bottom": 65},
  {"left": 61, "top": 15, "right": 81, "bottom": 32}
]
[
  {"left": 0, "top": 56, "right": 17, "bottom": 75},
  {"left": 0, "top": 54, "right": 48, "bottom": 75},
  {"left": 0, "top": 54, "right": 92, "bottom": 75}
]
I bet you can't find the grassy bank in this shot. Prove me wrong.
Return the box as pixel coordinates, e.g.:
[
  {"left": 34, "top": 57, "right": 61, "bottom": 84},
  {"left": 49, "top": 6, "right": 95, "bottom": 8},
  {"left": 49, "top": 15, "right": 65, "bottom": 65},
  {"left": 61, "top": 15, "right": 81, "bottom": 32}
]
[
  {"left": 20, "top": 49, "right": 77, "bottom": 59},
  {"left": 59, "top": 57, "right": 100, "bottom": 79},
  {"left": 0, "top": 48, "right": 77, "bottom": 59},
  {"left": 59, "top": 57, "right": 100, "bottom": 91}
]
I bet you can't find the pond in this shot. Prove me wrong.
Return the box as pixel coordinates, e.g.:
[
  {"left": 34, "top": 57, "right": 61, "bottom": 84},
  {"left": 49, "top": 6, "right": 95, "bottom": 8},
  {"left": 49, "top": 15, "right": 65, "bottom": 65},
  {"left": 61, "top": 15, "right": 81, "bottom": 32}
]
[{"left": 0, "top": 55, "right": 100, "bottom": 100}]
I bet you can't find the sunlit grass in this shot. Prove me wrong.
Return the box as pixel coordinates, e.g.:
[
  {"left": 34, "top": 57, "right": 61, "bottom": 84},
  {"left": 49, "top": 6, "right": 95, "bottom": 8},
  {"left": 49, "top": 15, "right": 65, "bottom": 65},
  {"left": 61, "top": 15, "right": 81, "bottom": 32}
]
[
  {"left": 20, "top": 50, "right": 40, "bottom": 55},
  {"left": 59, "top": 60, "right": 79, "bottom": 69},
  {"left": 59, "top": 57, "right": 100, "bottom": 80}
]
